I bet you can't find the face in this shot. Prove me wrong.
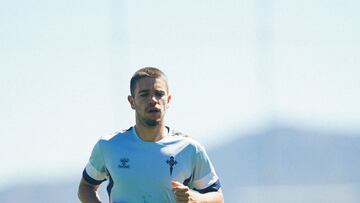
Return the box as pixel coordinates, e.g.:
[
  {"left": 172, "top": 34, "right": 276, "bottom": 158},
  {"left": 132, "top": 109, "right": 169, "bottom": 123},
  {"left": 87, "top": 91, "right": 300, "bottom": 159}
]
[{"left": 128, "top": 77, "right": 171, "bottom": 128}]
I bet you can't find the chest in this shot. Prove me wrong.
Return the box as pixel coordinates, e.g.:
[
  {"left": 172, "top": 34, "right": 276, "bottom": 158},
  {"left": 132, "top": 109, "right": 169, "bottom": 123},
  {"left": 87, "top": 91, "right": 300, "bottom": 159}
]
[{"left": 103, "top": 144, "right": 194, "bottom": 186}]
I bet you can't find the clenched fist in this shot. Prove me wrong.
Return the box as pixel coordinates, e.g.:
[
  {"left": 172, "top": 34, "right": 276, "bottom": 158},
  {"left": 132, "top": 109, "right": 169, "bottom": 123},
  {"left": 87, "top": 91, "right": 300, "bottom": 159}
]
[{"left": 171, "top": 181, "right": 201, "bottom": 203}]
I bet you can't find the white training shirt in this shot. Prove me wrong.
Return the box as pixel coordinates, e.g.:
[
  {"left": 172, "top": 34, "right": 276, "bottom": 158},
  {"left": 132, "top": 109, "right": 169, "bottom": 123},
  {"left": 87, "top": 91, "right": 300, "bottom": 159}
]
[{"left": 83, "top": 126, "right": 221, "bottom": 203}]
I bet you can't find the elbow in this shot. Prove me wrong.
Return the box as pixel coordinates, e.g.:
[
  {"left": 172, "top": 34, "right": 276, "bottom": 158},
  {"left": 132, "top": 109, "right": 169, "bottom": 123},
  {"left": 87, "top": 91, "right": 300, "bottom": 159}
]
[
  {"left": 77, "top": 184, "right": 85, "bottom": 202},
  {"left": 218, "top": 189, "right": 225, "bottom": 203},
  {"left": 78, "top": 180, "right": 90, "bottom": 202}
]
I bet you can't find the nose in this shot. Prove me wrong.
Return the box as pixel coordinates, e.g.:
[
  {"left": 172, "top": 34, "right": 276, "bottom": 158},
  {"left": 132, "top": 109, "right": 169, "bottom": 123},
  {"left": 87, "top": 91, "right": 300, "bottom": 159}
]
[{"left": 149, "top": 95, "right": 158, "bottom": 105}]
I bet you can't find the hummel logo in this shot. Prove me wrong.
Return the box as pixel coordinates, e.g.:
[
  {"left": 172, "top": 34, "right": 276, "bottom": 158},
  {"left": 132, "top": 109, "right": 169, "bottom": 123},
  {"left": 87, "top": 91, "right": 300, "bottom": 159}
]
[
  {"left": 166, "top": 156, "right": 177, "bottom": 176},
  {"left": 118, "top": 158, "right": 130, "bottom": 168}
]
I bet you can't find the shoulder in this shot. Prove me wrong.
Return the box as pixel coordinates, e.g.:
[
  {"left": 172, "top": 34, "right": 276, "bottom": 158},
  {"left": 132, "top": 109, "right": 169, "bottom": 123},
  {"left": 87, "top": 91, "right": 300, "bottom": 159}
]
[
  {"left": 169, "top": 127, "right": 205, "bottom": 153},
  {"left": 99, "top": 127, "right": 133, "bottom": 143},
  {"left": 170, "top": 128, "right": 189, "bottom": 137}
]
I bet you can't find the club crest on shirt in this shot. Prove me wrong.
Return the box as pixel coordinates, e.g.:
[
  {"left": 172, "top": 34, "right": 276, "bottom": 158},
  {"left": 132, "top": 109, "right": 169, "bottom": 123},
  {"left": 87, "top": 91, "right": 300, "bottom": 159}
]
[
  {"left": 118, "top": 158, "right": 130, "bottom": 168},
  {"left": 166, "top": 156, "right": 177, "bottom": 176}
]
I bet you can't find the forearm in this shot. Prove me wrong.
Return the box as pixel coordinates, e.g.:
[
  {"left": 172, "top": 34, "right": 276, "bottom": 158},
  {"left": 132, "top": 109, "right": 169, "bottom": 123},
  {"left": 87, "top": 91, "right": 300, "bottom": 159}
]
[
  {"left": 78, "top": 178, "right": 102, "bottom": 203},
  {"left": 197, "top": 190, "right": 224, "bottom": 203}
]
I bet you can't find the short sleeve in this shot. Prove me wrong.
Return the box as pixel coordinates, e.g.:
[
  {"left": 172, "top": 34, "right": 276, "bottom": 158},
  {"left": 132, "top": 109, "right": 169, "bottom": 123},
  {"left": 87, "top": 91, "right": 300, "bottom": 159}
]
[
  {"left": 83, "top": 140, "right": 108, "bottom": 185},
  {"left": 189, "top": 145, "right": 221, "bottom": 193}
]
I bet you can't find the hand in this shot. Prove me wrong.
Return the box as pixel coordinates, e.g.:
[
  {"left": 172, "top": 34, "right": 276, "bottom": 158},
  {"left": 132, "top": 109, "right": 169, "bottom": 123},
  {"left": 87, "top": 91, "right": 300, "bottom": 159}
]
[{"left": 171, "top": 181, "right": 200, "bottom": 203}]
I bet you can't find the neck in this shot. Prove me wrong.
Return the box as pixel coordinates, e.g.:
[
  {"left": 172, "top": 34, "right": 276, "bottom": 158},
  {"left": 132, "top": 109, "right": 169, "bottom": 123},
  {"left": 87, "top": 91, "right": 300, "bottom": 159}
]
[{"left": 134, "top": 123, "right": 168, "bottom": 142}]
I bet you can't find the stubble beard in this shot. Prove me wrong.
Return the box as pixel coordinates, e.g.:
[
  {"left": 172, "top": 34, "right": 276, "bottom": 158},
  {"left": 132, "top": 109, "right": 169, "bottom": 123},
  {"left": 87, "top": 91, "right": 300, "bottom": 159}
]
[
  {"left": 136, "top": 106, "right": 166, "bottom": 128},
  {"left": 138, "top": 113, "right": 162, "bottom": 128},
  {"left": 144, "top": 119, "right": 160, "bottom": 127}
]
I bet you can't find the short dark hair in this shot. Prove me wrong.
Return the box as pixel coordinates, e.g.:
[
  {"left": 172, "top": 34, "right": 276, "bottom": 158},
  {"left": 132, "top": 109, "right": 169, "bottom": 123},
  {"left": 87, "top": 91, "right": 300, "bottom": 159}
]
[{"left": 130, "top": 67, "right": 169, "bottom": 96}]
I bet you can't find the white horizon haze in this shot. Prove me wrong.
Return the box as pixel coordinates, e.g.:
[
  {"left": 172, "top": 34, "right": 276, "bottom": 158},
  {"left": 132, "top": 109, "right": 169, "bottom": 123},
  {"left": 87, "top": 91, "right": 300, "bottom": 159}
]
[{"left": 1, "top": 0, "right": 360, "bottom": 189}]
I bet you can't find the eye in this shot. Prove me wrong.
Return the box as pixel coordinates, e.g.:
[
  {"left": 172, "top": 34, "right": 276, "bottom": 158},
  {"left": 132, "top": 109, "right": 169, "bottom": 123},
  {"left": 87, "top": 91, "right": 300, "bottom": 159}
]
[
  {"left": 155, "top": 91, "right": 165, "bottom": 98},
  {"left": 139, "top": 92, "right": 149, "bottom": 97}
]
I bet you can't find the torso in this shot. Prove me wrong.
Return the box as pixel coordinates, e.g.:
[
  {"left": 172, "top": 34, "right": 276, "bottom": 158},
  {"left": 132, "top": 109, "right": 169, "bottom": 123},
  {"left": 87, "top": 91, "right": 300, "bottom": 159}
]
[{"left": 99, "top": 127, "right": 196, "bottom": 203}]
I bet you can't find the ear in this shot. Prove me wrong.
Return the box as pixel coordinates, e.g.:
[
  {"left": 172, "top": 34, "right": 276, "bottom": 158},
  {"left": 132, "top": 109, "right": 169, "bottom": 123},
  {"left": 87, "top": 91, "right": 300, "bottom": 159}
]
[
  {"left": 128, "top": 95, "right": 135, "bottom": 110},
  {"left": 166, "top": 95, "right": 172, "bottom": 109}
]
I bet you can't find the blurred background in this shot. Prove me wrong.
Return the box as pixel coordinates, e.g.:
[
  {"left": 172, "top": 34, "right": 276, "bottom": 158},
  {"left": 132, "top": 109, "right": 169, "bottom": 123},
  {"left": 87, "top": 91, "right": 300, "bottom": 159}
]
[{"left": 1, "top": 0, "right": 360, "bottom": 202}]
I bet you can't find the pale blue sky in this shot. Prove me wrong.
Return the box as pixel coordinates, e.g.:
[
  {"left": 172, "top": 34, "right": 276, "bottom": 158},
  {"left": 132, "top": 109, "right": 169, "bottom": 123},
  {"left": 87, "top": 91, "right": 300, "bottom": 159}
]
[{"left": 1, "top": 0, "right": 359, "bottom": 188}]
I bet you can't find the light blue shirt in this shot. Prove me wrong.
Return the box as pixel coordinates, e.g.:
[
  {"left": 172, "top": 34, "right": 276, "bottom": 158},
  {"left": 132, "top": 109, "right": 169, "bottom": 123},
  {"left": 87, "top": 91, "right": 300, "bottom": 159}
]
[{"left": 83, "top": 126, "right": 221, "bottom": 203}]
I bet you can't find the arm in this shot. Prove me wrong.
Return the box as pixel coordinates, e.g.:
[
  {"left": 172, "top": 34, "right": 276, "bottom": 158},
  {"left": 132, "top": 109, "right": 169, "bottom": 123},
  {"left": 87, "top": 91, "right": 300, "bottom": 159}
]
[
  {"left": 172, "top": 181, "right": 224, "bottom": 203},
  {"left": 78, "top": 178, "right": 102, "bottom": 203}
]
